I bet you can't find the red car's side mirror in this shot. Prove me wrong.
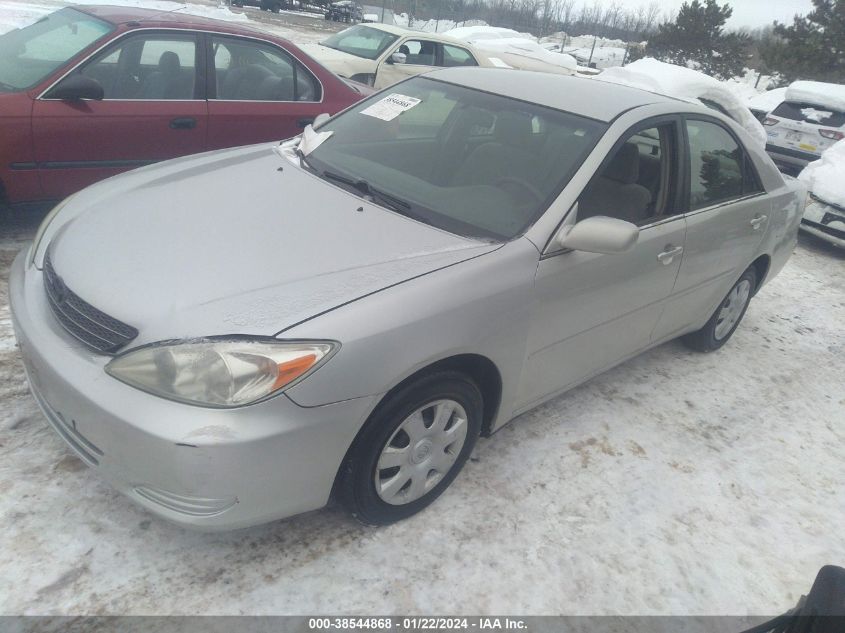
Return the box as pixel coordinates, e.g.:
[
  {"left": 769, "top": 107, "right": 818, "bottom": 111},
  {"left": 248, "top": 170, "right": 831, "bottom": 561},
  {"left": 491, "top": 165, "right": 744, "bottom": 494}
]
[{"left": 45, "top": 75, "right": 104, "bottom": 101}]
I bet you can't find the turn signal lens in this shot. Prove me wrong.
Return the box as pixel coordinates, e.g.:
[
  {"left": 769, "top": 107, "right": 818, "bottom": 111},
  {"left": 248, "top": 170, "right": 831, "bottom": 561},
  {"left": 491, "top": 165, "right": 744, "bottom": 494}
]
[{"left": 106, "top": 339, "right": 336, "bottom": 408}]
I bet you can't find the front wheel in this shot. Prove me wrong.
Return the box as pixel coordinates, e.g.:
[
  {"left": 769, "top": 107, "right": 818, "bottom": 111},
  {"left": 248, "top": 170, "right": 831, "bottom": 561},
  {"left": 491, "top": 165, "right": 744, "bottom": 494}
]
[
  {"left": 683, "top": 266, "right": 757, "bottom": 352},
  {"left": 336, "top": 371, "right": 482, "bottom": 525}
]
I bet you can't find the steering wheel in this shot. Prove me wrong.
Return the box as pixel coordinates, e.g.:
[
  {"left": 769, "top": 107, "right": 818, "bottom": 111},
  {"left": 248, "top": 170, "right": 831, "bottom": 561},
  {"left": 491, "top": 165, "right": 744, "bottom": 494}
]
[{"left": 495, "top": 176, "right": 545, "bottom": 204}]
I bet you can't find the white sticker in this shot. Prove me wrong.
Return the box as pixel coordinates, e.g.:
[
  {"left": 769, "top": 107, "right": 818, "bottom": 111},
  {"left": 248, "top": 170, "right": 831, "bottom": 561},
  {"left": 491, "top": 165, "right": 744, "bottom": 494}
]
[{"left": 360, "top": 93, "right": 422, "bottom": 121}]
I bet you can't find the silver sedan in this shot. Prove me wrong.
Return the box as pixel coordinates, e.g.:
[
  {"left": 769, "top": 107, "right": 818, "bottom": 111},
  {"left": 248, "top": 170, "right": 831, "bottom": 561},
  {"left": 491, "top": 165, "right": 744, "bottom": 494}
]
[{"left": 10, "top": 69, "right": 805, "bottom": 530}]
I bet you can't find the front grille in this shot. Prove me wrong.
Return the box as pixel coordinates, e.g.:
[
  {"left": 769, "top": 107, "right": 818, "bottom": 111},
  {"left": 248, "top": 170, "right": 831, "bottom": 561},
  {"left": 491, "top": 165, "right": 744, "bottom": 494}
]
[{"left": 43, "top": 251, "right": 138, "bottom": 353}]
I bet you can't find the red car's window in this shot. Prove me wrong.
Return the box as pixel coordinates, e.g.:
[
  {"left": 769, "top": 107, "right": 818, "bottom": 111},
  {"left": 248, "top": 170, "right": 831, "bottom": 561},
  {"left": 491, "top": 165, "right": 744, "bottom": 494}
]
[
  {"left": 211, "top": 36, "right": 321, "bottom": 103},
  {"left": 77, "top": 34, "right": 198, "bottom": 100}
]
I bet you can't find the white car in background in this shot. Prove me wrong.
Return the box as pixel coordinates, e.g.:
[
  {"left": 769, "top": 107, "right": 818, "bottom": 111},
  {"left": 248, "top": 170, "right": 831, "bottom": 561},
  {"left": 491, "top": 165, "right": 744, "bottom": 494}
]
[
  {"left": 799, "top": 139, "right": 845, "bottom": 248},
  {"left": 763, "top": 81, "right": 845, "bottom": 175},
  {"left": 301, "top": 23, "right": 489, "bottom": 89}
]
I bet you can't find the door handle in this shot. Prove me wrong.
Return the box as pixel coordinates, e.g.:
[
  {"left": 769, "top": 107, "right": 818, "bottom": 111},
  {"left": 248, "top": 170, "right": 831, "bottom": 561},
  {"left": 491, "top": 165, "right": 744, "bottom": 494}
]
[
  {"left": 297, "top": 117, "right": 315, "bottom": 128},
  {"left": 169, "top": 117, "right": 197, "bottom": 130},
  {"left": 657, "top": 245, "right": 683, "bottom": 265},
  {"left": 750, "top": 214, "right": 768, "bottom": 230}
]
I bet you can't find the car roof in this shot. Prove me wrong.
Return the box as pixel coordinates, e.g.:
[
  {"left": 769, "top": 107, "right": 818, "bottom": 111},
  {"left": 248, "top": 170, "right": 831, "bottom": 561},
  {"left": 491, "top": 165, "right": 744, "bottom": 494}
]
[
  {"left": 425, "top": 68, "right": 676, "bottom": 122},
  {"left": 73, "top": 4, "right": 281, "bottom": 39},
  {"left": 358, "top": 22, "right": 471, "bottom": 46}
]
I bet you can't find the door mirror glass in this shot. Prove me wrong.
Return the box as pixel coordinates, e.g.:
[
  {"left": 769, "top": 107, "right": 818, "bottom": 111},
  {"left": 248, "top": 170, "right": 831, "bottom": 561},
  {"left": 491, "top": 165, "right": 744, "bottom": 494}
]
[
  {"left": 46, "top": 74, "right": 104, "bottom": 100},
  {"left": 389, "top": 52, "right": 406, "bottom": 64},
  {"left": 558, "top": 216, "right": 639, "bottom": 254}
]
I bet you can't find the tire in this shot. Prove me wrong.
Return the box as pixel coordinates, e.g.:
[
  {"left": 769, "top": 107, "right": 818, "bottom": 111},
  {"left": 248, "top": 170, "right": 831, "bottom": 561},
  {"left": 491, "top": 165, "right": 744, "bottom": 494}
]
[
  {"left": 336, "top": 371, "right": 482, "bottom": 525},
  {"left": 682, "top": 266, "right": 757, "bottom": 352}
]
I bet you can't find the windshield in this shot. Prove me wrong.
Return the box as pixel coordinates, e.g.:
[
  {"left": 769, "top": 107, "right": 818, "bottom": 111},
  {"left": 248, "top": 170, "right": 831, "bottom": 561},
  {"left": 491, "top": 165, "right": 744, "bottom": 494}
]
[
  {"left": 304, "top": 76, "right": 606, "bottom": 240},
  {"left": 320, "top": 25, "right": 398, "bottom": 61},
  {"left": 0, "top": 8, "right": 113, "bottom": 92}
]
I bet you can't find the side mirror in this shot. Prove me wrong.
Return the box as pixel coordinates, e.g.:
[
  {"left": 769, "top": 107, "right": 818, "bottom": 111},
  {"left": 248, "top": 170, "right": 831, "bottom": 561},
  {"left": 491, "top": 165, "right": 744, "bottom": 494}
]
[
  {"left": 312, "top": 112, "right": 331, "bottom": 129},
  {"left": 389, "top": 52, "right": 407, "bottom": 65},
  {"left": 46, "top": 75, "right": 104, "bottom": 101},
  {"left": 557, "top": 216, "right": 639, "bottom": 254}
]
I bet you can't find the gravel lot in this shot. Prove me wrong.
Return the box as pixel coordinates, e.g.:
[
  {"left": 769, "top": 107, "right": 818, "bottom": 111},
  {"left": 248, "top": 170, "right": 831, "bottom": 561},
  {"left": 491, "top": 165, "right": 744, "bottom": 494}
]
[
  {"left": 1, "top": 0, "right": 844, "bottom": 617},
  {"left": 1, "top": 205, "right": 843, "bottom": 615}
]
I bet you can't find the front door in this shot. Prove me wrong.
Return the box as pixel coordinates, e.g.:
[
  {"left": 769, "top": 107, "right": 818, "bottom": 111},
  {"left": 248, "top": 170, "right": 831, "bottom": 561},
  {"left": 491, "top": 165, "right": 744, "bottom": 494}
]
[
  {"left": 374, "top": 38, "right": 440, "bottom": 90},
  {"left": 32, "top": 31, "right": 207, "bottom": 200},
  {"left": 518, "top": 119, "right": 687, "bottom": 410},
  {"left": 206, "top": 35, "right": 325, "bottom": 149}
]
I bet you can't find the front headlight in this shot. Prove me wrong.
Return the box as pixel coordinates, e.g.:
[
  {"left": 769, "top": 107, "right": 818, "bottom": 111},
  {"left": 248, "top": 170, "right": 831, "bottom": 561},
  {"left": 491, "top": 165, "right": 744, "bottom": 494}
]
[{"left": 105, "top": 338, "right": 337, "bottom": 408}]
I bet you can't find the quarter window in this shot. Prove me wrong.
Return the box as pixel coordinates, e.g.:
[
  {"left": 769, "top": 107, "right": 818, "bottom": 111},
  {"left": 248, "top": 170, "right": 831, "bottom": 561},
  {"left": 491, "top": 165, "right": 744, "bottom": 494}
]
[
  {"left": 211, "top": 37, "right": 320, "bottom": 102},
  {"left": 78, "top": 34, "right": 197, "bottom": 100}
]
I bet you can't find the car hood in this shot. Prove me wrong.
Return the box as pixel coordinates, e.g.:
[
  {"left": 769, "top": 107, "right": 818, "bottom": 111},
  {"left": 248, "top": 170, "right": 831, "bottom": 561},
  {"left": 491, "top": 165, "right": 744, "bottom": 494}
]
[
  {"left": 300, "top": 44, "right": 374, "bottom": 76},
  {"left": 47, "top": 143, "right": 498, "bottom": 343}
]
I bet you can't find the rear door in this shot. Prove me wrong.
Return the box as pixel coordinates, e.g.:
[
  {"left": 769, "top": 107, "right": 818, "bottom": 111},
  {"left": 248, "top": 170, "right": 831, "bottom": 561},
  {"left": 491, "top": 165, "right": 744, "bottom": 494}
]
[
  {"left": 205, "top": 34, "right": 325, "bottom": 149},
  {"left": 653, "top": 116, "right": 769, "bottom": 340},
  {"left": 32, "top": 31, "right": 207, "bottom": 200}
]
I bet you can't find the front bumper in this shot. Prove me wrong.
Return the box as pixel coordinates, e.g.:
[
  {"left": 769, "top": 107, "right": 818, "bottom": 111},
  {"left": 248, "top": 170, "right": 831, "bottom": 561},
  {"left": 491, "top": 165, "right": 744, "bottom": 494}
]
[
  {"left": 801, "top": 198, "right": 845, "bottom": 248},
  {"left": 9, "top": 250, "right": 378, "bottom": 530}
]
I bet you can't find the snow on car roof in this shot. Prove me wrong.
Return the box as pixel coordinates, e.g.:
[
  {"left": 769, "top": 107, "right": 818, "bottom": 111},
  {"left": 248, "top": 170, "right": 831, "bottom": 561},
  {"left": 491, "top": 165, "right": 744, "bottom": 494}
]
[
  {"left": 427, "top": 67, "right": 671, "bottom": 121},
  {"left": 785, "top": 81, "right": 845, "bottom": 114}
]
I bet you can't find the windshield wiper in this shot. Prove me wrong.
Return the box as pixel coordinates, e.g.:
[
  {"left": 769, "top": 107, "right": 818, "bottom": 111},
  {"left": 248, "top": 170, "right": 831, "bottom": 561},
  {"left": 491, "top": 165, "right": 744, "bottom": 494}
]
[{"left": 320, "top": 170, "right": 411, "bottom": 213}]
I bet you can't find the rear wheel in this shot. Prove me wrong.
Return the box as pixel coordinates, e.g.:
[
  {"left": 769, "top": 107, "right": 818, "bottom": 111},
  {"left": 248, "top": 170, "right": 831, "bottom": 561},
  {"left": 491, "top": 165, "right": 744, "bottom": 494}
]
[
  {"left": 336, "top": 371, "right": 482, "bottom": 525},
  {"left": 683, "top": 266, "right": 757, "bottom": 352}
]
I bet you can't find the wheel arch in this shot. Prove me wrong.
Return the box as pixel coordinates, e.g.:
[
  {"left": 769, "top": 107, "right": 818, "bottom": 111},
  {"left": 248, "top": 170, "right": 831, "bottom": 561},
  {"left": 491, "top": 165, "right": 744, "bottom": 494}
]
[{"left": 750, "top": 254, "right": 771, "bottom": 295}]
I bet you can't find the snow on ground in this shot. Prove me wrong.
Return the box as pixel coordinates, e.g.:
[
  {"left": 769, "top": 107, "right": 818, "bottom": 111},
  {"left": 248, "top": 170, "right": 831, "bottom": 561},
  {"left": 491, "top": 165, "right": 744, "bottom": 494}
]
[
  {"left": 799, "top": 139, "right": 845, "bottom": 208},
  {"left": 0, "top": 214, "right": 843, "bottom": 615},
  {"left": 595, "top": 58, "right": 768, "bottom": 149}
]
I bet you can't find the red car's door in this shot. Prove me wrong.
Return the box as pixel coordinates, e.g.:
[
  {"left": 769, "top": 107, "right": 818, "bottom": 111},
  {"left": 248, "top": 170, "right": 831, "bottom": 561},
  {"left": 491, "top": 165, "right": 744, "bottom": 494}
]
[
  {"left": 32, "top": 31, "right": 208, "bottom": 200},
  {"left": 206, "top": 34, "right": 326, "bottom": 149}
]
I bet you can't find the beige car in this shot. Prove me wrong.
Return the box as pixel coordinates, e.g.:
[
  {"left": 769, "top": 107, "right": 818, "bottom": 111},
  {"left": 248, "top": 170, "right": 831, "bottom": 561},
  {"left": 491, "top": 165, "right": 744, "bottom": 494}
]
[{"left": 301, "top": 23, "right": 491, "bottom": 89}]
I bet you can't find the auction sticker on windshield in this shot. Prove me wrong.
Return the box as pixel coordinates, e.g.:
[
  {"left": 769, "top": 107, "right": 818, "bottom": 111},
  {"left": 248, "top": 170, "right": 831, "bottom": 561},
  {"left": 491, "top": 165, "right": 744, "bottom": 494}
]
[{"left": 360, "top": 94, "right": 421, "bottom": 121}]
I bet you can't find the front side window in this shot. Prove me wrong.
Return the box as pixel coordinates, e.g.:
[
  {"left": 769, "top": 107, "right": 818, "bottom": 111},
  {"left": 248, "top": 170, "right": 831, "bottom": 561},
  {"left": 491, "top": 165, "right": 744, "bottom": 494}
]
[
  {"left": 212, "top": 37, "right": 321, "bottom": 102},
  {"left": 320, "top": 25, "right": 399, "bottom": 61},
  {"left": 578, "top": 123, "right": 678, "bottom": 225},
  {"left": 76, "top": 34, "right": 197, "bottom": 99},
  {"left": 395, "top": 40, "right": 437, "bottom": 66},
  {"left": 686, "top": 120, "right": 745, "bottom": 209},
  {"left": 303, "top": 77, "right": 606, "bottom": 240},
  {"left": 0, "top": 8, "right": 113, "bottom": 92}
]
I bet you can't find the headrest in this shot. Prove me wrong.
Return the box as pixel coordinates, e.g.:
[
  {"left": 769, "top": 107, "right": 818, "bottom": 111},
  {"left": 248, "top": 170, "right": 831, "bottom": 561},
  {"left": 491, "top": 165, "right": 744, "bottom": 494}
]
[
  {"left": 603, "top": 143, "right": 640, "bottom": 184},
  {"left": 494, "top": 111, "right": 533, "bottom": 148},
  {"left": 158, "top": 51, "right": 181, "bottom": 74}
]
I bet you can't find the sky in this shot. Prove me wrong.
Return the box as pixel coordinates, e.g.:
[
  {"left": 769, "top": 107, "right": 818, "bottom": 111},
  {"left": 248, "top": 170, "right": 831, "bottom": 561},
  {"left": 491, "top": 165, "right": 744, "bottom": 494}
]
[{"left": 652, "top": 0, "right": 815, "bottom": 29}]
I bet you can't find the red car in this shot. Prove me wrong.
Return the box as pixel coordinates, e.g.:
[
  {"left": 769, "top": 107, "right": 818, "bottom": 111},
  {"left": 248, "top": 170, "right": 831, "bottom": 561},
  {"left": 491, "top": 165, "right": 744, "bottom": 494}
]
[{"left": 0, "top": 5, "right": 370, "bottom": 212}]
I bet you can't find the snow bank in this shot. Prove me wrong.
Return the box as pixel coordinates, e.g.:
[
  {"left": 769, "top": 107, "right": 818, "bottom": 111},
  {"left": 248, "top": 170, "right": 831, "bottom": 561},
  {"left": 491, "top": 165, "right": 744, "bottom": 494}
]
[
  {"left": 594, "top": 58, "right": 767, "bottom": 149},
  {"left": 0, "top": 0, "right": 249, "bottom": 34},
  {"left": 785, "top": 81, "right": 845, "bottom": 113},
  {"left": 747, "top": 87, "right": 787, "bottom": 114},
  {"left": 799, "top": 140, "right": 845, "bottom": 209},
  {"left": 445, "top": 26, "right": 576, "bottom": 75},
  {"left": 392, "top": 13, "right": 486, "bottom": 33},
  {"left": 566, "top": 46, "right": 627, "bottom": 69}
]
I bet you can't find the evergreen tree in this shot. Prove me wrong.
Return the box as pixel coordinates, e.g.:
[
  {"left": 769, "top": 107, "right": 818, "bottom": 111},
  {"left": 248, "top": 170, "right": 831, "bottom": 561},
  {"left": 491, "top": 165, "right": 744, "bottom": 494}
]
[
  {"left": 762, "top": 0, "right": 845, "bottom": 83},
  {"left": 645, "top": 0, "right": 750, "bottom": 80}
]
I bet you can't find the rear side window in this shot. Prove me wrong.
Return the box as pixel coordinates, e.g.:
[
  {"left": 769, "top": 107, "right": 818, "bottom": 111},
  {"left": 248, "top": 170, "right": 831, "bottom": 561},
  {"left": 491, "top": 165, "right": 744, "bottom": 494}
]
[
  {"left": 771, "top": 101, "right": 845, "bottom": 128},
  {"left": 442, "top": 44, "right": 477, "bottom": 68},
  {"left": 211, "top": 36, "right": 321, "bottom": 102},
  {"left": 686, "top": 120, "right": 762, "bottom": 210}
]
